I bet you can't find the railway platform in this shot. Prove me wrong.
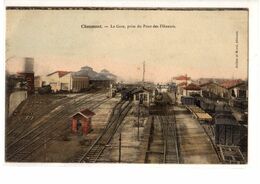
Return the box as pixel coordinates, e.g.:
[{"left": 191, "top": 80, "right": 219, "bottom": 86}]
[{"left": 174, "top": 105, "right": 220, "bottom": 164}]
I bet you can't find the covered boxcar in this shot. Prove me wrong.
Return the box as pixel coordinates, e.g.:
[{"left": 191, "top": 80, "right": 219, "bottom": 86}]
[
  {"left": 181, "top": 96, "right": 195, "bottom": 105},
  {"left": 214, "top": 113, "right": 241, "bottom": 146}
]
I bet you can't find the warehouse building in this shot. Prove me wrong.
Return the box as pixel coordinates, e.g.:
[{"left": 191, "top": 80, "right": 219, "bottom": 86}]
[
  {"left": 200, "top": 82, "right": 228, "bottom": 98},
  {"left": 45, "top": 71, "right": 89, "bottom": 92}
]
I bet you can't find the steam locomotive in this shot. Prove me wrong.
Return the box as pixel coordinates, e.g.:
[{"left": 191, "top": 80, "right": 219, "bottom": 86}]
[{"left": 154, "top": 92, "right": 172, "bottom": 106}]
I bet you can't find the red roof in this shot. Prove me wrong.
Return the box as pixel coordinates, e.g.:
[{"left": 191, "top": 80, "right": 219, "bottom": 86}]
[
  {"left": 177, "top": 82, "right": 188, "bottom": 87},
  {"left": 72, "top": 108, "right": 95, "bottom": 118},
  {"left": 199, "top": 82, "right": 213, "bottom": 87},
  {"left": 47, "top": 71, "right": 71, "bottom": 78},
  {"left": 184, "top": 83, "right": 201, "bottom": 90},
  {"left": 80, "top": 109, "right": 95, "bottom": 116},
  {"left": 220, "top": 80, "right": 243, "bottom": 89},
  {"left": 174, "top": 75, "right": 191, "bottom": 81}
]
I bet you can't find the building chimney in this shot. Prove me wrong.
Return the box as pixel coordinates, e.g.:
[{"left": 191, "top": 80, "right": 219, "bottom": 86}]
[{"left": 24, "top": 57, "right": 34, "bottom": 73}]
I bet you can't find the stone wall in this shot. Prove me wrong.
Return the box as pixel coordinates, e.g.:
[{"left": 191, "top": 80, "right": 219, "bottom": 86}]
[{"left": 8, "top": 91, "right": 27, "bottom": 116}]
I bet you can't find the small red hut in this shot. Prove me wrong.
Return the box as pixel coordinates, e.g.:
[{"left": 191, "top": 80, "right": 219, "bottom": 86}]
[{"left": 71, "top": 108, "right": 95, "bottom": 135}]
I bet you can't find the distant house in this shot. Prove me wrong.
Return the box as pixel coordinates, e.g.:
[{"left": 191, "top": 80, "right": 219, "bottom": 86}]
[
  {"left": 199, "top": 80, "right": 248, "bottom": 100},
  {"left": 200, "top": 82, "right": 228, "bottom": 98},
  {"left": 157, "top": 84, "right": 169, "bottom": 93},
  {"left": 176, "top": 82, "right": 187, "bottom": 95},
  {"left": 221, "top": 80, "right": 248, "bottom": 99},
  {"left": 172, "top": 75, "right": 191, "bottom": 85},
  {"left": 183, "top": 83, "right": 202, "bottom": 96},
  {"left": 221, "top": 80, "right": 248, "bottom": 109},
  {"left": 45, "top": 71, "right": 89, "bottom": 92}
]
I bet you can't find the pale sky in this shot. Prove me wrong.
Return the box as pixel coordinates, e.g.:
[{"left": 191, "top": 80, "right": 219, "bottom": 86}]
[{"left": 6, "top": 9, "right": 248, "bottom": 82}]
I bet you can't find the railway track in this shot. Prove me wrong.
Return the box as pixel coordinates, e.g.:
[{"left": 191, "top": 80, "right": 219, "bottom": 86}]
[
  {"left": 156, "top": 106, "right": 181, "bottom": 163},
  {"left": 6, "top": 93, "right": 109, "bottom": 162},
  {"left": 72, "top": 100, "right": 132, "bottom": 163},
  {"left": 7, "top": 96, "right": 109, "bottom": 162},
  {"left": 7, "top": 95, "right": 65, "bottom": 132},
  {"left": 145, "top": 93, "right": 181, "bottom": 163},
  {"left": 6, "top": 94, "right": 101, "bottom": 145},
  {"left": 159, "top": 115, "right": 180, "bottom": 163},
  {"left": 6, "top": 92, "right": 102, "bottom": 141},
  {"left": 6, "top": 92, "right": 105, "bottom": 145}
]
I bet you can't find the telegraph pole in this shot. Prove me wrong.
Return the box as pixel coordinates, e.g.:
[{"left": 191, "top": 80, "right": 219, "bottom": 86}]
[
  {"left": 185, "top": 73, "right": 188, "bottom": 96},
  {"left": 137, "top": 104, "right": 140, "bottom": 141},
  {"left": 118, "top": 133, "right": 122, "bottom": 163},
  {"left": 142, "top": 61, "right": 145, "bottom": 86}
]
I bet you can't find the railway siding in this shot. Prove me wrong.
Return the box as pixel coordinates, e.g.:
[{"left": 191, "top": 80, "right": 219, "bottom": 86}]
[{"left": 76, "top": 100, "right": 132, "bottom": 163}]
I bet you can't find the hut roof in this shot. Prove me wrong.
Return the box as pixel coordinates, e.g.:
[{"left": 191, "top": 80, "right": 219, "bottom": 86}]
[
  {"left": 72, "top": 108, "right": 95, "bottom": 119},
  {"left": 132, "top": 87, "right": 152, "bottom": 94}
]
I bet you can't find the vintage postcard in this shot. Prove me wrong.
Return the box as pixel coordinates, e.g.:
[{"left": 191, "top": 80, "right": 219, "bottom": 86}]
[{"left": 5, "top": 7, "right": 248, "bottom": 164}]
